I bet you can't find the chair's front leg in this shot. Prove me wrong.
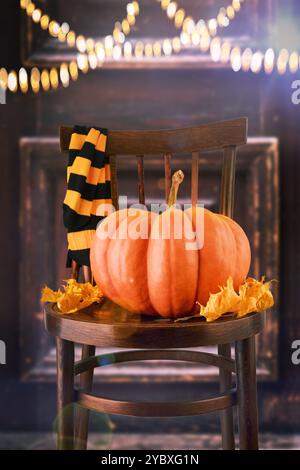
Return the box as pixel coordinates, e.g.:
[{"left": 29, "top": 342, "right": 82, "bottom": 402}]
[
  {"left": 235, "top": 336, "right": 259, "bottom": 450},
  {"left": 56, "top": 338, "right": 75, "bottom": 450},
  {"left": 218, "top": 343, "right": 235, "bottom": 450},
  {"left": 75, "top": 344, "right": 96, "bottom": 450}
]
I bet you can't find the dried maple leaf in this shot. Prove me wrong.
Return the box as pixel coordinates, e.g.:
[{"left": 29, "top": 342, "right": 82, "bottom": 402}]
[
  {"left": 200, "top": 277, "right": 240, "bottom": 322},
  {"left": 41, "top": 279, "right": 103, "bottom": 314},
  {"left": 235, "top": 277, "right": 274, "bottom": 317}
]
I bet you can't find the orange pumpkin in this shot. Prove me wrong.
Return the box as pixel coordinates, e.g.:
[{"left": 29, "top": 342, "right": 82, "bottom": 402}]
[{"left": 90, "top": 171, "right": 251, "bottom": 318}]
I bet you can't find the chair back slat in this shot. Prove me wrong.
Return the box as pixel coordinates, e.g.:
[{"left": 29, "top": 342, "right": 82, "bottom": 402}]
[
  {"left": 137, "top": 155, "right": 145, "bottom": 205},
  {"left": 60, "top": 118, "right": 247, "bottom": 154},
  {"left": 60, "top": 118, "right": 247, "bottom": 219},
  {"left": 219, "top": 146, "right": 237, "bottom": 217},
  {"left": 191, "top": 151, "right": 199, "bottom": 207},
  {"left": 164, "top": 153, "right": 172, "bottom": 204}
]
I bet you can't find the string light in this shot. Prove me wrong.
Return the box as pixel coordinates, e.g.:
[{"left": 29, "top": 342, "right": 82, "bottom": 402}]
[
  {"left": 6, "top": 0, "right": 300, "bottom": 97},
  {"left": 8, "top": 71, "right": 18, "bottom": 92},
  {"left": 159, "top": 0, "right": 246, "bottom": 47}
]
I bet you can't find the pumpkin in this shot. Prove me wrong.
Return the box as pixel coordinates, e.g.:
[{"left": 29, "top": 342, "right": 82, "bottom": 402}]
[{"left": 90, "top": 171, "right": 251, "bottom": 318}]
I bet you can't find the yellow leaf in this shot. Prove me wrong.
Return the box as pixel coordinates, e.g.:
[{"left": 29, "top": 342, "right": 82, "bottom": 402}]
[
  {"left": 41, "top": 286, "right": 61, "bottom": 303},
  {"left": 41, "top": 279, "right": 104, "bottom": 314},
  {"left": 200, "top": 277, "right": 240, "bottom": 322},
  {"left": 235, "top": 277, "right": 274, "bottom": 317},
  {"left": 199, "top": 276, "right": 275, "bottom": 322}
]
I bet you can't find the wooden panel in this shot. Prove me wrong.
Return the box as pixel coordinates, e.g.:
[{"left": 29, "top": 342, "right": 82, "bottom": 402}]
[{"left": 20, "top": 137, "right": 279, "bottom": 381}]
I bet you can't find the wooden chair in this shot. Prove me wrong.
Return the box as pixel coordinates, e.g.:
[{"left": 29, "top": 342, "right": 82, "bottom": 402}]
[{"left": 44, "top": 117, "right": 265, "bottom": 450}]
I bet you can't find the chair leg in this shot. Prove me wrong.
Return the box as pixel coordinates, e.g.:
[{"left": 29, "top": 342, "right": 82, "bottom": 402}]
[
  {"left": 218, "top": 343, "right": 235, "bottom": 450},
  {"left": 56, "top": 338, "right": 75, "bottom": 450},
  {"left": 235, "top": 337, "right": 259, "bottom": 450},
  {"left": 75, "top": 344, "right": 96, "bottom": 450}
]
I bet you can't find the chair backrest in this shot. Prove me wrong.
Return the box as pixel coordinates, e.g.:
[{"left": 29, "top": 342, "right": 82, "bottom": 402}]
[{"left": 60, "top": 117, "right": 247, "bottom": 220}]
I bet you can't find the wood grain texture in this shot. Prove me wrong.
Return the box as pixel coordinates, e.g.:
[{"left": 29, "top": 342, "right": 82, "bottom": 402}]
[
  {"left": 56, "top": 338, "right": 74, "bottom": 450},
  {"left": 60, "top": 118, "right": 248, "bottom": 154},
  {"left": 74, "top": 349, "right": 236, "bottom": 376},
  {"left": 235, "top": 337, "right": 259, "bottom": 450},
  {"left": 45, "top": 301, "right": 266, "bottom": 349},
  {"left": 77, "top": 389, "right": 237, "bottom": 417}
]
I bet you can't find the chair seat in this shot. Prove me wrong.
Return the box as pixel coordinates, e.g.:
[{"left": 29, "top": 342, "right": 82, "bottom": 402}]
[{"left": 44, "top": 299, "right": 266, "bottom": 348}]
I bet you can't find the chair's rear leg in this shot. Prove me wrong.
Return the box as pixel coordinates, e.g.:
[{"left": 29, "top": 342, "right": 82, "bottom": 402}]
[
  {"left": 218, "top": 343, "right": 235, "bottom": 450},
  {"left": 235, "top": 337, "right": 259, "bottom": 450},
  {"left": 75, "top": 344, "right": 96, "bottom": 450}
]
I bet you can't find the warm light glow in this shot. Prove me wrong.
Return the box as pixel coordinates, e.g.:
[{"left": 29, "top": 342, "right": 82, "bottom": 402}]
[
  {"left": 289, "top": 51, "right": 299, "bottom": 74},
  {"left": 196, "top": 19, "right": 207, "bottom": 34},
  {"left": 40, "top": 14, "right": 50, "bottom": 30},
  {"left": 60, "top": 63, "right": 70, "bottom": 87},
  {"left": 232, "top": 0, "right": 241, "bottom": 12},
  {"left": 0, "top": 68, "right": 8, "bottom": 90},
  {"left": 161, "top": 0, "right": 170, "bottom": 10},
  {"left": 86, "top": 38, "right": 95, "bottom": 53},
  {"left": 104, "top": 35, "right": 114, "bottom": 56},
  {"left": 210, "top": 37, "right": 221, "bottom": 62},
  {"left": 174, "top": 9, "right": 185, "bottom": 28},
  {"left": 161, "top": 0, "right": 170, "bottom": 11},
  {"left": 208, "top": 18, "right": 217, "bottom": 36},
  {"left": 49, "top": 21, "right": 60, "bottom": 37},
  {"left": 126, "top": 3, "right": 135, "bottom": 16},
  {"left": 163, "top": 39, "right": 172, "bottom": 55},
  {"left": 19, "top": 67, "right": 28, "bottom": 93},
  {"left": 200, "top": 32, "right": 210, "bottom": 52},
  {"left": 76, "top": 35, "right": 87, "bottom": 53},
  {"left": 41, "top": 69, "right": 50, "bottom": 91},
  {"left": 172, "top": 37, "right": 181, "bottom": 53},
  {"left": 67, "top": 31, "right": 76, "bottom": 47},
  {"left": 134, "top": 41, "right": 144, "bottom": 58},
  {"left": 112, "top": 45, "right": 122, "bottom": 61},
  {"left": 32, "top": 8, "right": 41, "bottom": 23},
  {"left": 77, "top": 53, "right": 89, "bottom": 73},
  {"left": 183, "top": 17, "right": 195, "bottom": 34},
  {"left": 127, "top": 14, "right": 136, "bottom": 26},
  {"left": 241, "top": 48, "right": 253, "bottom": 71},
  {"left": 264, "top": 48, "right": 275, "bottom": 74},
  {"left": 69, "top": 61, "right": 79, "bottom": 80},
  {"left": 132, "top": 1, "right": 140, "bottom": 15},
  {"left": 220, "top": 42, "right": 231, "bottom": 63},
  {"left": 230, "top": 47, "right": 241, "bottom": 72},
  {"left": 122, "top": 19, "right": 130, "bottom": 35},
  {"left": 30, "top": 67, "right": 40, "bottom": 93},
  {"left": 145, "top": 43, "right": 153, "bottom": 57},
  {"left": 227, "top": 6, "right": 235, "bottom": 20},
  {"left": 61, "top": 22, "right": 70, "bottom": 35},
  {"left": 124, "top": 41, "right": 132, "bottom": 58},
  {"left": 167, "top": 2, "right": 177, "bottom": 19},
  {"left": 95, "top": 42, "right": 105, "bottom": 62},
  {"left": 26, "top": 3, "right": 35, "bottom": 16},
  {"left": 251, "top": 51, "right": 263, "bottom": 73},
  {"left": 153, "top": 42, "right": 162, "bottom": 57},
  {"left": 88, "top": 52, "right": 98, "bottom": 69},
  {"left": 191, "top": 31, "right": 200, "bottom": 46},
  {"left": 20, "top": 0, "right": 30, "bottom": 9},
  {"left": 49, "top": 68, "right": 59, "bottom": 89},
  {"left": 180, "top": 31, "right": 190, "bottom": 46},
  {"left": 277, "top": 48, "right": 289, "bottom": 75}
]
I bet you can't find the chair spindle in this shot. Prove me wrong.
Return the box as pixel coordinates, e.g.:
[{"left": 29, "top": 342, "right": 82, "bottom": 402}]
[{"left": 137, "top": 155, "right": 145, "bottom": 205}]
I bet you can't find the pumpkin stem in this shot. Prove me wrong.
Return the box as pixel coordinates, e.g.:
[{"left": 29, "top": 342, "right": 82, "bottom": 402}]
[{"left": 168, "top": 170, "right": 184, "bottom": 207}]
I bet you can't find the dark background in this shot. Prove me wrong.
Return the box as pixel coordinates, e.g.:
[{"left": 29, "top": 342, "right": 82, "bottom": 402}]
[{"left": 0, "top": 0, "right": 299, "bottom": 446}]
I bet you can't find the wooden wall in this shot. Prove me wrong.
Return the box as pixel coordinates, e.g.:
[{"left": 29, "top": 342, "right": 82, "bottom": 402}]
[{"left": 0, "top": 0, "right": 300, "bottom": 434}]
